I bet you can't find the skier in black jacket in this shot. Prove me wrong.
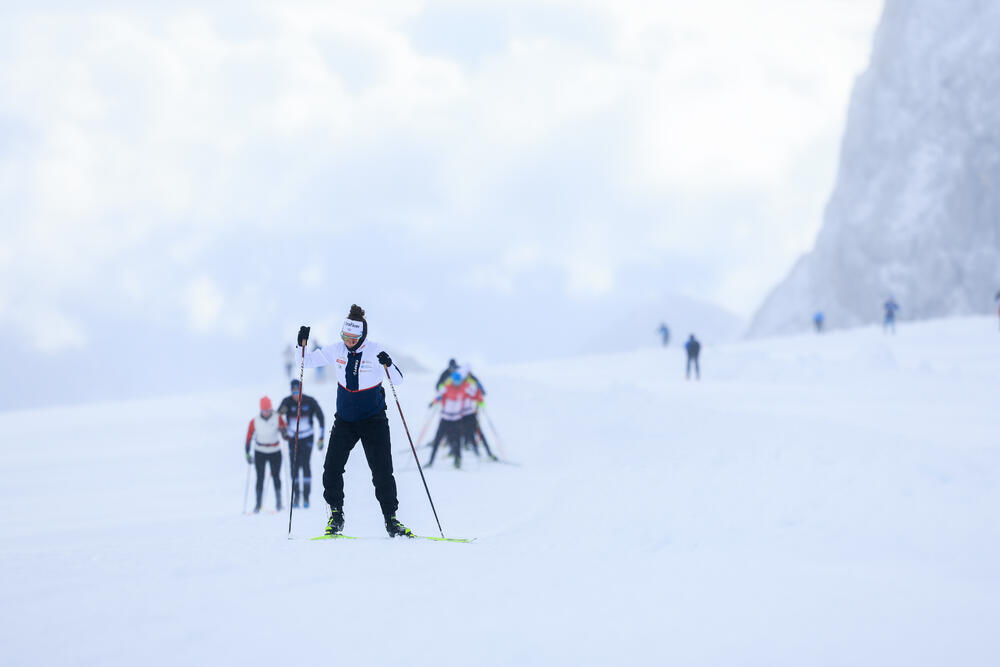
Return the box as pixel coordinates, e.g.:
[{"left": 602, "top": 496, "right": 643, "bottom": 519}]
[
  {"left": 277, "top": 379, "right": 325, "bottom": 509},
  {"left": 685, "top": 334, "right": 701, "bottom": 380}
]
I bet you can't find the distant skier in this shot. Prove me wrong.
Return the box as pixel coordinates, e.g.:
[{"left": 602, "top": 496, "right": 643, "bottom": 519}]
[
  {"left": 813, "top": 311, "right": 824, "bottom": 333},
  {"left": 657, "top": 323, "right": 670, "bottom": 346},
  {"left": 428, "top": 368, "right": 470, "bottom": 469},
  {"left": 685, "top": 334, "right": 701, "bottom": 380},
  {"left": 458, "top": 368, "right": 497, "bottom": 461},
  {"left": 883, "top": 297, "right": 900, "bottom": 334},
  {"left": 298, "top": 304, "right": 414, "bottom": 538},
  {"left": 995, "top": 291, "right": 1000, "bottom": 330},
  {"left": 277, "top": 379, "right": 325, "bottom": 509},
  {"left": 283, "top": 344, "right": 294, "bottom": 379},
  {"left": 244, "top": 396, "right": 287, "bottom": 513}
]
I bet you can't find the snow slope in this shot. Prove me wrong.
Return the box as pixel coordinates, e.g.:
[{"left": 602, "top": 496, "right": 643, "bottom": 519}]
[
  {"left": 749, "top": 0, "right": 1000, "bottom": 336},
  {"left": 2, "top": 317, "right": 999, "bottom": 666}
]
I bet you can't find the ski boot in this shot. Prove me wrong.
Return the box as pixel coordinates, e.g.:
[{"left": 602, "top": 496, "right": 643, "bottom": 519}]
[
  {"left": 385, "top": 515, "right": 414, "bottom": 538},
  {"left": 325, "top": 507, "right": 345, "bottom": 536},
  {"left": 303, "top": 497, "right": 310, "bottom": 509}
]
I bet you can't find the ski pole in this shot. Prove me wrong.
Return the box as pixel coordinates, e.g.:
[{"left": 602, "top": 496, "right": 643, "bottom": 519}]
[
  {"left": 383, "top": 363, "right": 446, "bottom": 538},
  {"left": 243, "top": 459, "right": 252, "bottom": 514},
  {"left": 287, "top": 344, "right": 306, "bottom": 537}
]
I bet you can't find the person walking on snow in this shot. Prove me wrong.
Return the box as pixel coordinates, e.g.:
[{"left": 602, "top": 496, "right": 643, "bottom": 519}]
[
  {"left": 813, "top": 311, "right": 824, "bottom": 333},
  {"left": 883, "top": 297, "right": 900, "bottom": 334},
  {"left": 277, "top": 379, "right": 325, "bottom": 509},
  {"left": 244, "top": 396, "right": 287, "bottom": 513},
  {"left": 298, "top": 304, "right": 414, "bottom": 538},
  {"left": 657, "top": 322, "right": 670, "bottom": 346},
  {"left": 685, "top": 334, "right": 701, "bottom": 380}
]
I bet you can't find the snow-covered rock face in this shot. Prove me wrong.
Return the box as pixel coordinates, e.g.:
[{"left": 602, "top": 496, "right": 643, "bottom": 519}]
[{"left": 749, "top": 0, "right": 1000, "bottom": 337}]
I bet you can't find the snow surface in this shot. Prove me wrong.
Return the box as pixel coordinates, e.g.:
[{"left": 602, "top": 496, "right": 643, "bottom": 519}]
[
  {"left": 2, "top": 317, "right": 999, "bottom": 666},
  {"left": 749, "top": 0, "right": 1000, "bottom": 336}
]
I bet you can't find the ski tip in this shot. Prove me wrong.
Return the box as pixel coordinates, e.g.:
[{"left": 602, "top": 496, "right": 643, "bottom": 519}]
[{"left": 311, "top": 534, "right": 359, "bottom": 540}]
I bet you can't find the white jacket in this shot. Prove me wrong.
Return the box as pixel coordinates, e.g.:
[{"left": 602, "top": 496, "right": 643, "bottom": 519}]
[{"left": 299, "top": 340, "right": 403, "bottom": 421}]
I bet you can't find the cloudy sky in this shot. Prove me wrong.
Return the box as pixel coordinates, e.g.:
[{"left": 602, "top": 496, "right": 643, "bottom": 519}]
[{"left": 0, "top": 0, "right": 882, "bottom": 408}]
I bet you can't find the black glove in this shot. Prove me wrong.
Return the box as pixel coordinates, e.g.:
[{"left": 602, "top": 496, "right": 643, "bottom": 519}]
[
  {"left": 298, "top": 326, "right": 310, "bottom": 347},
  {"left": 246, "top": 452, "right": 253, "bottom": 464},
  {"left": 377, "top": 351, "right": 392, "bottom": 367}
]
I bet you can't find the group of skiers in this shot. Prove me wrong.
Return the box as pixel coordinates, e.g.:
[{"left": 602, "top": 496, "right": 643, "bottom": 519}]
[
  {"left": 810, "top": 298, "right": 902, "bottom": 334},
  {"left": 656, "top": 323, "right": 703, "bottom": 380},
  {"left": 424, "top": 359, "right": 497, "bottom": 469},
  {"left": 244, "top": 380, "right": 325, "bottom": 513},
  {"left": 243, "top": 303, "right": 503, "bottom": 539}
]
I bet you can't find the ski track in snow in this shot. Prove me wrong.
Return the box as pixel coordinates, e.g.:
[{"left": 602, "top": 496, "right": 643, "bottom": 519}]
[{"left": 1, "top": 317, "right": 999, "bottom": 666}]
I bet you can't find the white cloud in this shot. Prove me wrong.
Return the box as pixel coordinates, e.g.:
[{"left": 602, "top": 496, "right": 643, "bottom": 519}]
[{"left": 0, "top": 0, "right": 883, "bottom": 347}]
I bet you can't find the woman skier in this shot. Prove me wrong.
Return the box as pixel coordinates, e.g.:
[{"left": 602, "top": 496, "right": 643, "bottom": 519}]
[
  {"left": 244, "top": 396, "right": 287, "bottom": 513},
  {"left": 297, "top": 304, "right": 414, "bottom": 538}
]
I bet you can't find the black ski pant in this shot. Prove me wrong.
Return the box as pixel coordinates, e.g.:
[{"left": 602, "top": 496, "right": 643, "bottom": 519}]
[
  {"left": 288, "top": 435, "right": 314, "bottom": 503},
  {"left": 686, "top": 356, "right": 700, "bottom": 380},
  {"left": 460, "top": 414, "right": 481, "bottom": 455},
  {"left": 322, "top": 413, "right": 398, "bottom": 518},
  {"left": 254, "top": 449, "right": 282, "bottom": 509},
  {"left": 437, "top": 418, "right": 464, "bottom": 468}
]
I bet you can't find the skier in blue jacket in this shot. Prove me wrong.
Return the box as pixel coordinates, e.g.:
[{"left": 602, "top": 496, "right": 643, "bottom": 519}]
[{"left": 883, "top": 297, "right": 900, "bottom": 334}]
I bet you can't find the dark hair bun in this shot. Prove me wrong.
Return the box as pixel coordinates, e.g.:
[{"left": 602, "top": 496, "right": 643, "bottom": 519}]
[{"left": 348, "top": 304, "right": 366, "bottom": 320}]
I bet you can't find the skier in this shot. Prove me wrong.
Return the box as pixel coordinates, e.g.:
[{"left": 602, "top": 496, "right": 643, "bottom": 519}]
[
  {"left": 657, "top": 322, "right": 670, "bottom": 346},
  {"left": 244, "top": 396, "right": 287, "bottom": 513},
  {"left": 458, "top": 369, "right": 497, "bottom": 461},
  {"left": 883, "top": 297, "right": 900, "bottom": 334},
  {"left": 685, "top": 334, "right": 701, "bottom": 380},
  {"left": 297, "top": 304, "right": 414, "bottom": 538},
  {"left": 813, "top": 311, "right": 824, "bottom": 333},
  {"left": 277, "top": 379, "right": 325, "bottom": 509},
  {"left": 428, "top": 367, "right": 469, "bottom": 469}
]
